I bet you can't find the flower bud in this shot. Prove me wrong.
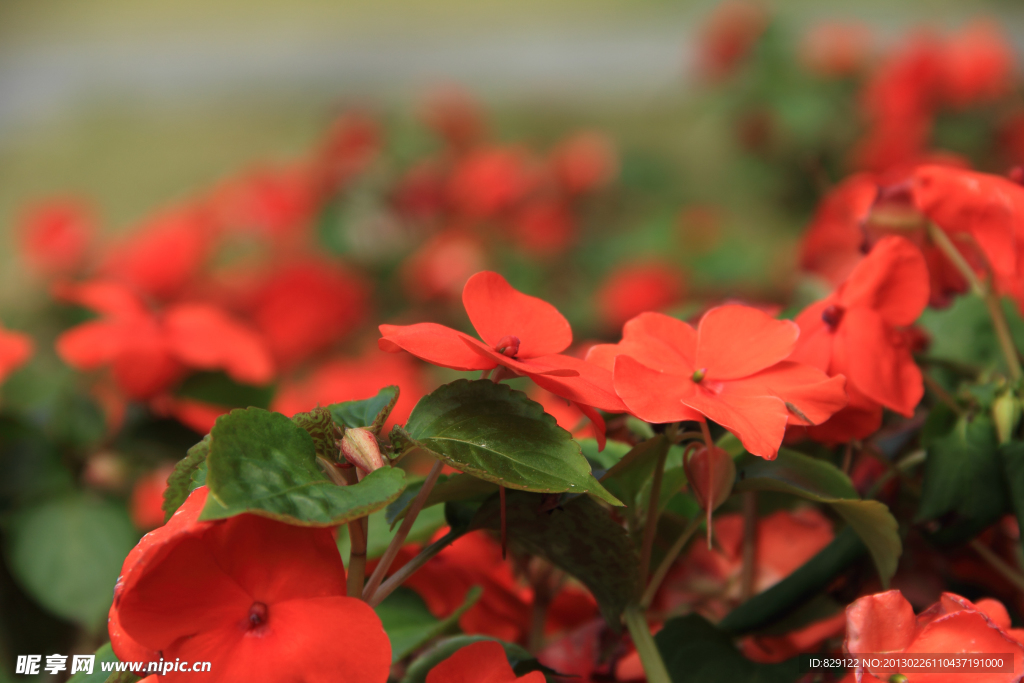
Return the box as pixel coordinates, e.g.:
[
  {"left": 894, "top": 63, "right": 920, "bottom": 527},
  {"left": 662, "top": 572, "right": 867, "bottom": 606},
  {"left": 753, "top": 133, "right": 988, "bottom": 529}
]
[
  {"left": 993, "top": 391, "right": 1021, "bottom": 445},
  {"left": 684, "top": 445, "right": 736, "bottom": 544},
  {"left": 339, "top": 428, "right": 386, "bottom": 474}
]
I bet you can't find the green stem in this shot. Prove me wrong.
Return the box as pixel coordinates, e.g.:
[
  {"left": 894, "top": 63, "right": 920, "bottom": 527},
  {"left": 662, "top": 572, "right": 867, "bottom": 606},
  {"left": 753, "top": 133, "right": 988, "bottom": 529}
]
[
  {"left": 641, "top": 516, "right": 701, "bottom": 609},
  {"left": 739, "top": 491, "right": 758, "bottom": 600},
  {"left": 969, "top": 539, "right": 1024, "bottom": 594},
  {"left": 927, "top": 222, "right": 1022, "bottom": 381},
  {"left": 637, "top": 442, "right": 670, "bottom": 588},
  {"left": 624, "top": 604, "right": 671, "bottom": 683},
  {"left": 363, "top": 459, "right": 444, "bottom": 601},
  {"left": 367, "top": 529, "right": 459, "bottom": 607}
]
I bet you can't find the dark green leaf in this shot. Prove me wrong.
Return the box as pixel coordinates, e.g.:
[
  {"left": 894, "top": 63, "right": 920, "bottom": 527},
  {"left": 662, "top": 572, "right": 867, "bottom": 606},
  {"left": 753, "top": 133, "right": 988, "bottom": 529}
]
[
  {"left": 377, "top": 586, "right": 481, "bottom": 662},
  {"left": 402, "top": 636, "right": 559, "bottom": 683},
  {"left": 735, "top": 449, "right": 901, "bottom": 585},
  {"left": 386, "top": 473, "right": 497, "bottom": 526},
  {"left": 600, "top": 436, "right": 670, "bottom": 510},
  {"left": 201, "top": 408, "right": 406, "bottom": 526},
  {"left": 68, "top": 643, "right": 118, "bottom": 683},
  {"left": 162, "top": 435, "right": 210, "bottom": 521},
  {"left": 918, "top": 296, "right": 1024, "bottom": 374},
  {"left": 656, "top": 614, "right": 802, "bottom": 683},
  {"left": 471, "top": 490, "right": 638, "bottom": 625},
  {"left": 718, "top": 528, "right": 865, "bottom": 635},
  {"left": 580, "top": 438, "right": 633, "bottom": 471},
  {"left": 329, "top": 386, "right": 400, "bottom": 433},
  {"left": 918, "top": 415, "right": 1007, "bottom": 533},
  {"left": 403, "top": 380, "right": 619, "bottom": 503},
  {"left": 176, "top": 370, "right": 273, "bottom": 408},
  {"left": 4, "top": 495, "right": 138, "bottom": 629}
]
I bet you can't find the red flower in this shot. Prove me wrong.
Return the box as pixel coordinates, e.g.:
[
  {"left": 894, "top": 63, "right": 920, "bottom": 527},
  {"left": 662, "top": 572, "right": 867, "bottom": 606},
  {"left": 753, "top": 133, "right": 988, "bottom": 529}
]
[
  {"left": 18, "top": 199, "right": 95, "bottom": 277},
  {"left": 694, "top": 0, "right": 768, "bottom": 81},
  {"left": 312, "top": 111, "right": 380, "bottom": 196},
  {"left": 426, "top": 641, "right": 543, "bottom": 683},
  {"left": 0, "top": 324, "right": 33, "bottom": 385},
  {"left": 549, "top": 131, "right": 617, "bottom": 195},
  {"left": 800, "top": 23, "right": 871, "bottom": 78},
  {"left": 99, "top": 205, "right": 213, "bottom": 301},
  {"left": 380, "top": 271, "right": 626, "bottom": 447},
  {"left": 129, "top": 464, "right": 175, "bottom": 531},
  {"left": 845, "top": 590, "right": 1024, "bottom": 682},
  {"left": 588, "top": 306, "right": 846, "bottom": 459},
  {"left": 448, "top": 148, "right": 536, "bottom": 219},
  {"left": 272, "top": 350, "right": 427, "bottom": 429},
  {"left": 939, "top": 21, "right": 1014, "bottom": 109},
  {"left": 510, "top": 199, "right": 576, "bottom": 256},
  {"left": 111, "top": 487, "right": 391, "bottom": 682},
  {"left": 596, "top": 262, "right": 686, "bottom": 330},
  {"left": 791, "top": 236, "right": 928, "bottom": 441},
  {"left": 56, "top": 281, "right": 273, "bottom": 400},
  {"left": 401, "top": 229, "right": 487, "bottom": 302},
  {"left": 210, "top": 164, "right": 317, "bottom": 241},
  {"left": 799, "top": 174, "right": 878, "bottom": 287},
  {"left": 240, "top": 260, "right": 370, "bottom": 369}
]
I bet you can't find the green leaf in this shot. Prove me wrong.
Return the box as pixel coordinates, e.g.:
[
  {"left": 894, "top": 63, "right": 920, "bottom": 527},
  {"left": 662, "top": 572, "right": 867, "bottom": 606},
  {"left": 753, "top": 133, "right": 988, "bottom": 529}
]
[
  {"left": 201, "top": 407, "right": 406, "bottom": 526},
  {"left": 734, "top": 449, "right": 901, "bottom": 585},
  {"left": 68, "top": 643, "right": 118, "bottom": 683},
  {"left": 4, "top": 495, "right": 138, "bottom": 629},
  {"left": 162, "top": 435, "right": 210, "bottom": 521},
  {"left": 292, "top": 406, "right": 339, "bottom": 461},
  {"left": 918, "top": 415, "right": 1008, "bottom": 539},
  {"left": 600, "top": 436, "right": 671, "bottom": 510},
  {"left": 329, "top": 386, "right": 400, "bottom": 433},
  {"left": 656, "top": 614, "right": 802, "bottom": 682},
  {"left": 580, "top": 438, "right": 633, "bottom": 471},
  {"left": 339, "top": 505, "right": 447, "bottom": 561},
  {"left": 386, "top": 473, "right": 497, "bottom": 526},
  {"left": 402, "top": 636, "right": 559, "bottom": 683},
  {"left": 471, "top": 490, "right": 638, "bottom": 625},
  {"left": 719, "top": 528, "right": 865, "bottom": 635},
  {"left": 918, "top": 295, "right": 1024, "bottom": 374},
  {"left": 402, "top": 380, "right": 613, "bottom": 501},
  {"left": 377, "top": 586, "right": 482, "bottom": 662},
  {"left": 176, "top": 370, "right": 274, "bottom": 408}
]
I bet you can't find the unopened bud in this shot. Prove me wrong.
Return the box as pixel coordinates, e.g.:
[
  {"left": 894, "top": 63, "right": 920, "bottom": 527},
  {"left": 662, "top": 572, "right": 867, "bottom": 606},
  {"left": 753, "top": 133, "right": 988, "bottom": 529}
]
[
  {"left": 993, "top": 391, "right": 1021, "bottom": 445},
  {"left": 495, "top": 335, "right": 521, "bottom": 358},
  {"left": 684, "top": 445, "right": 736, "bottom": 545},
  {"left": 339, "top": 428, "right": 386, "bottom": 473}
]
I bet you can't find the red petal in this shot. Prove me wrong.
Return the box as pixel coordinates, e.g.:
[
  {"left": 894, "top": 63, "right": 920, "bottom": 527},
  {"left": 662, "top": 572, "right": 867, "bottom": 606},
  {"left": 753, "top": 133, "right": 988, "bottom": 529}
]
[
  {"left": 838, "top": 236, "right": 930, "bottom": 326},
  {"left": 164, "top": 304, "right": 275, "bottom": 385},
  {"left": 463, "top": 341, "right": 580, "bottom": 377},
  {"left": 835, "top": 308, "right": 922, "bottom": 416},
  {"left": 696, "top": 305, "right": 799, "bottom": 380},
  {"left": 586, "top": 311, "right": 696, "bottom": 375},
  {"left": 737, "top": 361, "right": 848, "bottom": 427},
  {"left": 426, "top": 640, "right": 544, "bottom": 683},
  {"left": 805, "top": 385, "right": 883, "bottom": 444},
  {"left": 680, "top": 379, "right": 790, "bottom": 460},
  {"left": 160, "top": 597, "right": 391, "bottom": 683},
  {"left": 612, "top": 355, "right": 703, "bottom": 424},
  {"left": 0, "top": 326, "right": 33, "bottom": 381},
  {"left": 56, "top": 320, "right": 132, "bottom": 370},
  {"left": 575, "top": 402, "right": 607, "bottom": 451},
  {"left": 462, "top": 271, "right": 572, "bottom": 358},
  {"left": 844, "top": 590, "right": 917, "bottom": 654},
  {"left": 52, "top": 280, "right": 148, "bottom": 319},
  {"left": 379, "top": 323, "right": 496, "bottom": 371},
  {"left": 912, "top": 165, "right": 1021, "bottom": 279},
  {"left": 523, "top": 354, "right": 626, "bottom": 412},
  {"left": 906, "top": 611, "right": 1024, "bottom": 682},
  {"left": 791, "top": 299, "right": 837, "bottom": 373}
]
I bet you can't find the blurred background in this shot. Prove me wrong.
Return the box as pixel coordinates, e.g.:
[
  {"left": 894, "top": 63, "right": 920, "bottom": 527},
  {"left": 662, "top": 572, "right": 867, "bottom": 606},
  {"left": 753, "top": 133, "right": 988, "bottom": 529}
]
[{"left": 4, "top": 0, "right": 1024, "bottom": 678}]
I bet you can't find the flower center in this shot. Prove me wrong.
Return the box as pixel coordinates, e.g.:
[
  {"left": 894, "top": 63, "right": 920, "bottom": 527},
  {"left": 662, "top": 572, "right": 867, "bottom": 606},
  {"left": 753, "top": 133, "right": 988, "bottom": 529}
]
[
  {"left": 821, "top": 304, "right": 845, "bottom": 330},
  {"left": 248, "top": 602, "right": 269, "bottom": 629},
  {"left": 495, "top": 335, "right": 521, "bottom": 358},
  {"left": 691, "top": 367, "right": 707, "bottom": 383}
]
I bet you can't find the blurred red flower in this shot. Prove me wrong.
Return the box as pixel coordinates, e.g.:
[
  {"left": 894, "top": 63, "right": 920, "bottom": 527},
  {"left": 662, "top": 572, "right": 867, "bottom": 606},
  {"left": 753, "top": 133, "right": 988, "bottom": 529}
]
[
  {"left": 596, "top": 262, "right": 686, "bottom": 330},
  {"left": 401, "top": 229, "right": 488, "bottom": 302},
  {"left": 56, "top": 281, "right": 273, "bottom": 400},
  {"left": 426, "top": 640, "right": 543, "bottom": 683},
  {"left": 111, "top": 486, "right": 391, "bottom": 682},
  {"left": 129, "top": 464, "right": 175, "bottom": 531},
  {"left": 448, "top": 148, "right": 536, "bottom": 219},
  {"left": 17, "top": 199, "right": 95, "bottom": 277},
  {"left": 588, "top": 307, "right": 846, "bottom": 459},
  {"left": 380, "top": 271, "right": 626, "bottom": 447},
  {"left": 0, "top": 324, "right": 33, "bottom": 386},
  {"left": 694, "top": 0, "right": 768, "bottom": 82},
  {"left": 549, "top": 131, "right": 617, "bottom": 195},
  {"left": 510, "top": 199, "right": 576, "bottom": 256},
  {"left": 800, "top": 23, "right": 872, "bottom": 78}
]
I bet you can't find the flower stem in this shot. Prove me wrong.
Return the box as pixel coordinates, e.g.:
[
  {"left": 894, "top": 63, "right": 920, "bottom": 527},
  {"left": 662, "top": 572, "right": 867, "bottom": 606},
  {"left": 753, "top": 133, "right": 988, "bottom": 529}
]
[
  {"left": 363, "top": 459, "right": 444, "bottom": 602},
  {"left": 367, "top": 528, "right": 459, "bottom": 607},
  {"left": 637, "top": 439, "right": 670, "bottom": 589},
  {"left": 347, "top": 517, "right": 368, "bottom": 599},
  {"left": 640, "top": 515, "right": 701, "bottom": 609},
  {"left": 969, "top": 539, "right": 1024, "bottom": 594},
  {"left": 926, "top": 222, "right": 1022, "bottom": 381},
  {"left": 624, "top": 604, "right": 671, "bottom": 683}
]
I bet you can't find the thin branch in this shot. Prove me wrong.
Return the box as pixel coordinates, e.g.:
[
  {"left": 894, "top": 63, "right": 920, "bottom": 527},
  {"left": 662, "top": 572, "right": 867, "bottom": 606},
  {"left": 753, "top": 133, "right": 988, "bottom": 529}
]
[
  {"left": 367, "top": 529, "right": 460, "bottom": 607},
  {"left": 363, "top": 460, "right": 444, "bottom": 602},
  {"left": 970, "top": 539, "right": 1024, "bottom": 595},
  {"left": 624, "top": 604, "right": 671, "bottom": 683},
  {"left": 739, "top": 491, "right": 758, "bottom": 601},
  {"left": 640, "top": 516, "right": 701, "bottom": 609},
  {"left": 637, "top": 442, "right": 670, "bottom": 588}
]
